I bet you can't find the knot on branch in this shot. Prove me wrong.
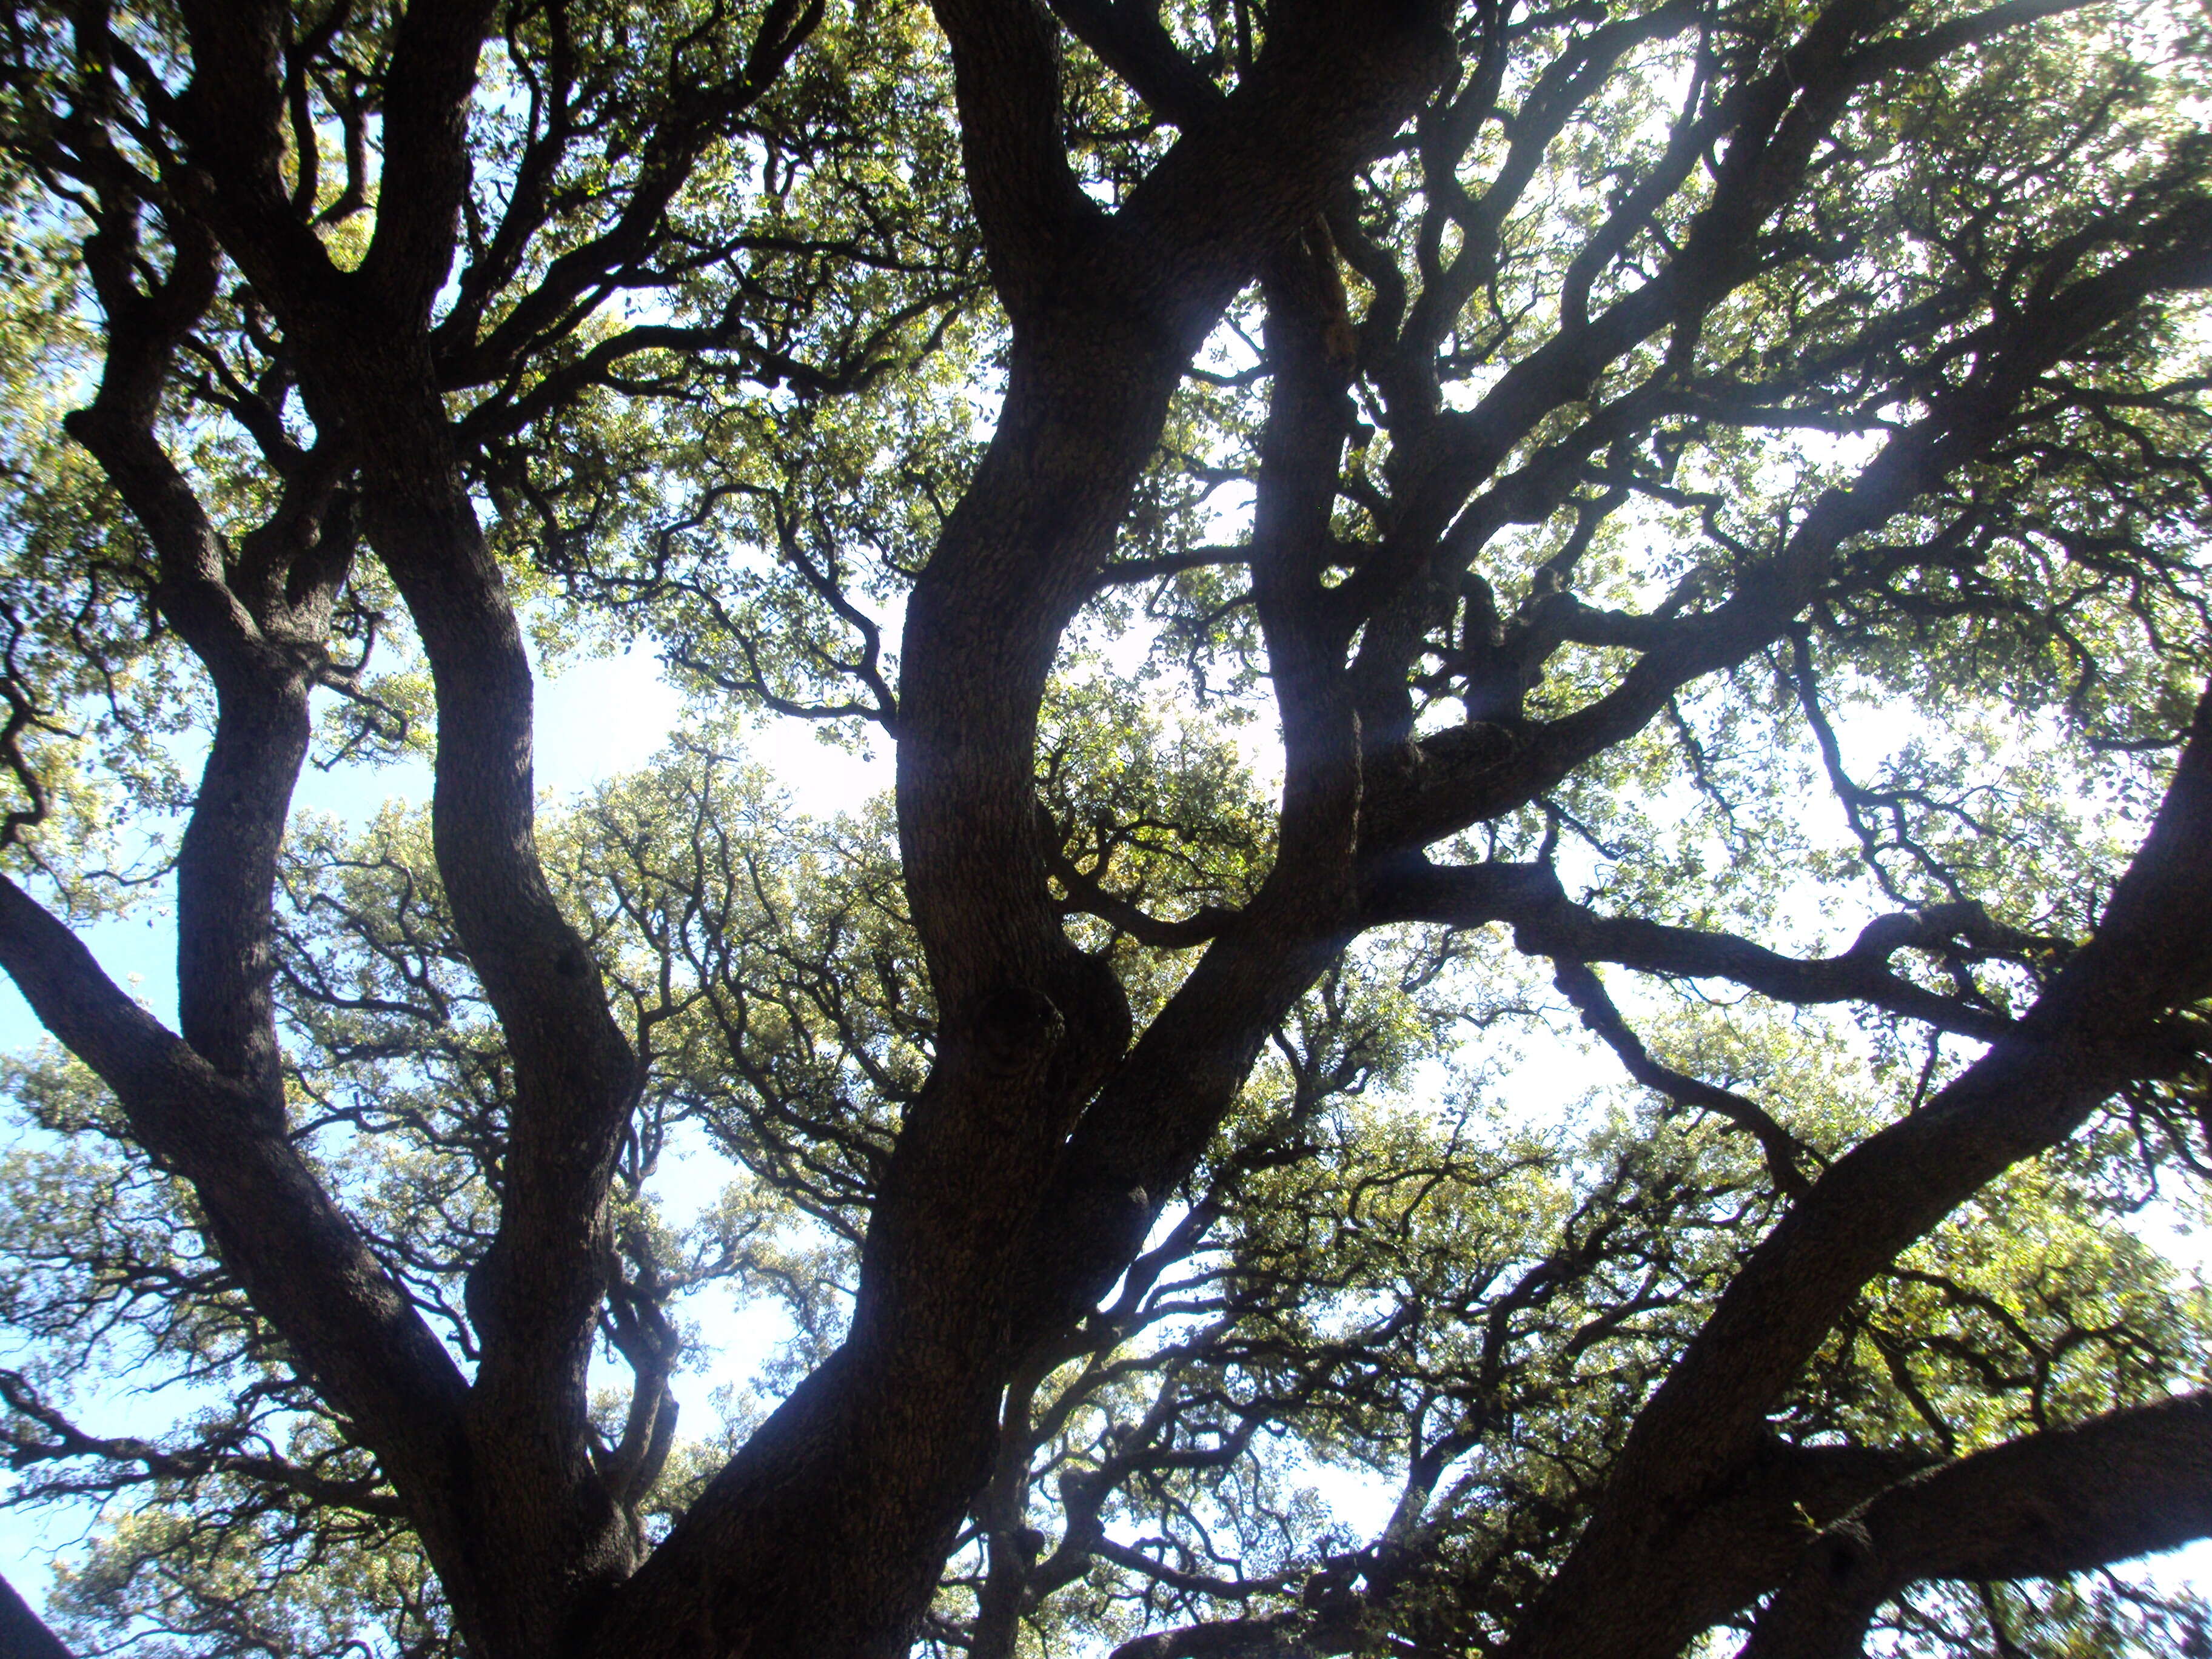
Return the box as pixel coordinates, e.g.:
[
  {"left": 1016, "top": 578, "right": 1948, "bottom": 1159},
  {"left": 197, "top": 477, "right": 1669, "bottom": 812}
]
[
  {"left": 1743, "top": 1516, "right": 1889, "bottom": 1659},
  {"left": 1845, "top": 903, "right": 2068, "bottom": 994},
  {"left": 1814, "top": 1518, "right": 1879, "bottom": 1590},
  {"left": 1415, "top": 719, "right": 1522, "bottom": 774},
  {"left": 463, "top": 1237, "right": 508, "bottom": 1350},
  {"left": 971, "top": 985, "right": 1066, "bottom": 1076},
  {"left": 1846, "top": 902, "right": 1999, "bottom": 962}
]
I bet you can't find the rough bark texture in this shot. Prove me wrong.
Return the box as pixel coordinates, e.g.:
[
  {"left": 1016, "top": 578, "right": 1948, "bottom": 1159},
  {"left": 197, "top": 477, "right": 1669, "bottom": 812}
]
[
  {"left": 1743, "top": 1392, "right": 2212, "bottom": 1659},
  {"left": 0, "top": 1571, "right": 74, "bottom": 1659}
]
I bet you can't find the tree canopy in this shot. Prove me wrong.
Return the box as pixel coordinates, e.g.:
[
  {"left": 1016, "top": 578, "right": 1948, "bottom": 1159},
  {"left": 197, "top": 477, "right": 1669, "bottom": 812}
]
[{"left": 0, "top": 1, "right": 2210, "bottom": 1655}]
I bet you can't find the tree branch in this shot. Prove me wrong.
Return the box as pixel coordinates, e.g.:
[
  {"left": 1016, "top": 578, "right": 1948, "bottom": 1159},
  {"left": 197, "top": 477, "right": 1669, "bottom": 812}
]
[
  {"left": 1372, "top": 189, "right": 2212, "bottom": 853},
  {"left": 1360, "top": 858, "right": 2023, "bottom": 1041},
  {"left": 1505, "top": 680, "right": 2212, "bottom": 1659},
  {"left": 1046, "top": 826, "right": 1232, "bottom": 948},
  {"left": 0, "top": 1369, "right": 407, "bottom": 1519},
  {"left": 1548, "top": 956, "right": 1813, "bottom": 1199},
  {"left": 1743, "top": 1391, "right": 2212, "bottom": 1659},
  {"left": 353, "top": 0, "right": 502, "bottom": 321},
  {"left": 928, "top": 0, "right": 1104, "bottom": 316},
  {"left": 1108, "top": 1610, "right": 1328, "bottom": 1659},
  {"left": 1045, "top": 0, "right": 1223, "bottom": 129},
  {"left": 0, "top": 874, "right": 471, "bottom": 1546}
]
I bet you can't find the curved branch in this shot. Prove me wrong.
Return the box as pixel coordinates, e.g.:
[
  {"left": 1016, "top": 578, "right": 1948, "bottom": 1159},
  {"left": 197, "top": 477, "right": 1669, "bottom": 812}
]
[
  {"left": 0, "top": 874, "right": 471, "bottom": 1542},
  {"left": 351, "top": 0, "right": 502, "bottom": 320},
  {"left": 1549, "top": 957, "right": 1812, "bottom": 1199},
  {"left": 1108, "top": 1610, "right": 1329, "bottom": 1659},
  {"left": 1044, "top": 822, "right": 1233, "bottom": 949},
  {"left": 1361, "top": 858, "right": 2023, "bottom": 1041},
  {"left": 1045, "top": 0, "right": 1224, "bottom": 129},
  {"left": 0, "top": 1370, "right": 407, "bottom": 1519},
  {"left": 1504, "top": 679, "right": 2212, "bottom": 1659},
  {"left": 1743, "top": 1391, "right": 2212, "bottom": 1659},
  {"left": 1370, "top": 177, "right": 2212, "bottom": 858},
  {"left": 929, "top": 0, "right": 1104, "bottom": 316}
]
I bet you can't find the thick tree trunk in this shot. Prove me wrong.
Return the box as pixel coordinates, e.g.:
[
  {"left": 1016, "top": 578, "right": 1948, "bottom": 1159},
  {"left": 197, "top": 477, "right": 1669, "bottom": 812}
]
[
  {"left": 591, "top": 317, "right": 1173, "bottom": 1657},
  {"left": 592, "top": 10, "right": 1459, "bottom": 1643},
  {"left": 0, "top": 1571, "right": 73, "bottom": 1659}
]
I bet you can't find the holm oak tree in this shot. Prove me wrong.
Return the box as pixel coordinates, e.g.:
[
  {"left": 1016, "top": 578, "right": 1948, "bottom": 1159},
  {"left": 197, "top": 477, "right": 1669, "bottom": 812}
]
[{"left": 1, "top": 0, "right": 2211, "bottom": 1655}]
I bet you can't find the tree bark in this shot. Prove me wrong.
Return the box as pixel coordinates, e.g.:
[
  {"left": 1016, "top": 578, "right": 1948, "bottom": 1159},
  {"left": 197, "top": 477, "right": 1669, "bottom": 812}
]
[
  {"left": 1743, "top": 1392, "right": 2212, "bottom": 1659},
  {"left": 0, "top": 1570, "right": 73, "bottom": 1659}
]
